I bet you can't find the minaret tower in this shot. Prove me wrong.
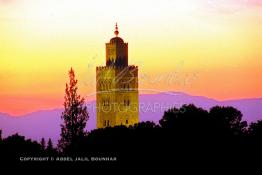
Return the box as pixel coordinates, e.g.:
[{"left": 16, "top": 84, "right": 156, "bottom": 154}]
[{"left": 96, "top": 23, "right": 139, "bottom": 128}]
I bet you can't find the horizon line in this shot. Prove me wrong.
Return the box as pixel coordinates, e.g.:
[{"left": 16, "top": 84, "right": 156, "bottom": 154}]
[{"left": 1, "top": 91, "right": 262, "bottom": 117}]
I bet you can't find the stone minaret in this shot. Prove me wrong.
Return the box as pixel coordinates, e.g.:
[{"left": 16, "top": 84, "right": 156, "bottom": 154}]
[{"left": 96, "top": 23, "right": 139, "bottom": 128}]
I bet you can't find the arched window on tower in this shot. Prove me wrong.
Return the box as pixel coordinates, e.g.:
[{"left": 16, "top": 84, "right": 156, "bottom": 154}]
[
  {"left": 106, "top": 81, "right": 109, "bottom": 90},
  {"left": 124, "top": 99, "right": 130, "bottom": 106},
  {"left": 104, "top": 80, "right": 107, "bottom": 91},
  {"left": 100, "top": 82, "right": 103, "bottom": 91},
  {"left": 102, "top": 82, "right": 106, "bottom": 91},
  {"left": 108, "top": 81, "right": 111, "bottom": 91}
]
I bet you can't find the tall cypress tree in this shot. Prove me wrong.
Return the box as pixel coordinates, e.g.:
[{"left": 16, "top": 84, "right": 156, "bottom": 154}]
[{"left": 58, "top": 68, "right": 89, "bottom": 152}]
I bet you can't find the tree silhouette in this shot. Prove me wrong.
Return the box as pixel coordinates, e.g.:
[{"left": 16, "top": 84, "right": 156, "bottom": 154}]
[
  {"left": 209, "top": 106, "right": 247, "bottom": 136},
  {"left": 40, "top": 138, "right": 46, "bottom": 151},
  {"left": 249, "top": 120, "right": 262, "bottom": 146},
  {"left": 159, "top": 104, "right": 210, "bottom": 132},
  {"left": 0, "top": 130, "right": 2, "bottom": 142},
  {"left": 0, "top": 133, "right": 42, "bottom": 161},
  {"left": 249, "top": 120, "right": 262, "bottom": 137},
  {"left": 58, "top": 68, "right": 89, "bottom": 152},
  {"left": 47, "top": 138, "right": 53, "bottom": 150},
  {"left": 45, "top": 138, "right": 57, "bottom": 155}
]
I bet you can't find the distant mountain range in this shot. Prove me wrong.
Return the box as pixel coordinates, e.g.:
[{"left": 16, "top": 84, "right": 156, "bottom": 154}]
[{"left": 1, "top": 92, "right": 262, "bottom": 144}]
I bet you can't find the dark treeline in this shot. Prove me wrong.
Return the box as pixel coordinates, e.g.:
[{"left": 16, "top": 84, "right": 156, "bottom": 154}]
[
  {"left": 1, "top": 68, "right": 262, "bottom": 169},
  {"left": 1, "top": 104, "right": 262, "bottom": 167}
]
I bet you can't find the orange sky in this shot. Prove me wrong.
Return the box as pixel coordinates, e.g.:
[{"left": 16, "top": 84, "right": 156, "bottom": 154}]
[{"left": 0, "top": 0, "right": 262, "bottom": 115}]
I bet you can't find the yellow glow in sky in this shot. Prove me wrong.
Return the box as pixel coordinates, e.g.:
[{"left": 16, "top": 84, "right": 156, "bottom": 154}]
[{"left": 0, "top": 0, "right": 262, "bottom": 115}]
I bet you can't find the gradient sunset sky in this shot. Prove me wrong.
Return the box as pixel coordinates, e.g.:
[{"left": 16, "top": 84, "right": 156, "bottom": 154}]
[{"left": 0, "top": 0, "right": 262, "bottom": 115}]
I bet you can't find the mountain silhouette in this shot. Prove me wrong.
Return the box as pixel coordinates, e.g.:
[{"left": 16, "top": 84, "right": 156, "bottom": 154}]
[{"left": 0, "top": 92, "right": 262, "bottom": 144}]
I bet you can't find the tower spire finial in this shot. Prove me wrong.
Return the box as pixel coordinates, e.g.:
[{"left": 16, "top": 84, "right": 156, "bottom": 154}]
[{"left": 114, "top": 23, "right": 119, "bottom": 37}]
